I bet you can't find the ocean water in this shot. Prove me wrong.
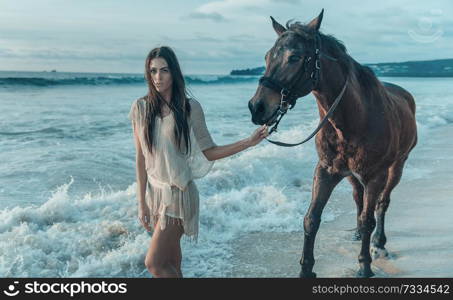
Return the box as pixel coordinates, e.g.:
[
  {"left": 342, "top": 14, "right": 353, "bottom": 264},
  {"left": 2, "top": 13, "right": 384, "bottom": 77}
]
[{"left": 0, "top": 71, "right": 452, "bottom": 277}]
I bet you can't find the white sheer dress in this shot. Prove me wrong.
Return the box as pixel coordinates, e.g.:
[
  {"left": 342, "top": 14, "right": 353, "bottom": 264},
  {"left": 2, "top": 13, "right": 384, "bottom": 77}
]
[{"left": 129, "top": 97, "right": 216, "bottom": 241}]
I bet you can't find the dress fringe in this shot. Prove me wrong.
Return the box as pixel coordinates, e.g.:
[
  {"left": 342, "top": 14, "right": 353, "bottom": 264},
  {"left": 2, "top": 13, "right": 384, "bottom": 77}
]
[{"left": 146, "top": 180, "right": 199, "bottom": 242}]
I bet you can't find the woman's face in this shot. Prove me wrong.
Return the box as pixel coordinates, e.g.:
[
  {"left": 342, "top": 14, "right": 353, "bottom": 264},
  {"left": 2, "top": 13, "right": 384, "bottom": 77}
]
[{"left": 150, "top": 57, "right": 173, "bottom": 95}]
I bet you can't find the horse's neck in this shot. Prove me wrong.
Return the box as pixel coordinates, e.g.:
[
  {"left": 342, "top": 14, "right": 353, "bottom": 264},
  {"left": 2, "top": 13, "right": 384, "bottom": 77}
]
[{"left": 312, "top": 71, "right": 366, "bottom": 136}]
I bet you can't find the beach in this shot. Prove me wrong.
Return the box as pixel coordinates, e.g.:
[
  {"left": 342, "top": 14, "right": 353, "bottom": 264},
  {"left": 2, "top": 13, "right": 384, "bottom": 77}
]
[
  {"left": 3, "top": 0, "right": 453, "bottom": 281},
  {"left": 229, "top": 124, "right": 453, "bottom": 278}
]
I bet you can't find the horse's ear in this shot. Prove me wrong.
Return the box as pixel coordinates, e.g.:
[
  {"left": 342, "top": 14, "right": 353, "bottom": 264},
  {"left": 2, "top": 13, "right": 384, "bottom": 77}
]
[
  {"left": 270, "top": 16, "right": 286, "bottom": 36},
  {"left": 307, "top": 8, "right": 324, "bottom": 31}
]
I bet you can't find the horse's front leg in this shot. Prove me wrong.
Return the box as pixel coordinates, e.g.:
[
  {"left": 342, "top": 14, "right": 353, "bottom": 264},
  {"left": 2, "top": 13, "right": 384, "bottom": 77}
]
[{"left": 300, "top": 163, "right": 343, "bottom": 278}]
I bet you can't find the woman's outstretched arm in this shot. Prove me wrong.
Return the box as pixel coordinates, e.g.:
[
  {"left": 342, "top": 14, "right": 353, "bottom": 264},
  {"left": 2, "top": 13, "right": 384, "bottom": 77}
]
[{"left": 202, "top": 124, "right": 269, "bottom": 161}]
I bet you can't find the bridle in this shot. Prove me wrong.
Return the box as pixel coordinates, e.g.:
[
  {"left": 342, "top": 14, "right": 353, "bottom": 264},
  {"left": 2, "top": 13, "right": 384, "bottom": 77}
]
[{"left": 258, "top": 32, "right": 348, "bottom": 147}]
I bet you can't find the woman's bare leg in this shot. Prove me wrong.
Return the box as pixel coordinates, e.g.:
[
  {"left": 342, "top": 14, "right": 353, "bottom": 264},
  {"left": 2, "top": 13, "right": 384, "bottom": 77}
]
[
  {"left": 144, "top": 217, "right": 184, "bottom": 278},
  {"left": 174, "top": 230, "right": 183, "bottom": 278}
]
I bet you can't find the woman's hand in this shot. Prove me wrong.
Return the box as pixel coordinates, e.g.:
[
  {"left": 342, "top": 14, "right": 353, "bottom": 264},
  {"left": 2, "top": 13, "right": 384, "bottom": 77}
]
[
  {"left": 138, "top": 202, "right": 152, "bottom": 232},
  {"left": 247, "top": 124, "right": 269, "bottom": 147}
]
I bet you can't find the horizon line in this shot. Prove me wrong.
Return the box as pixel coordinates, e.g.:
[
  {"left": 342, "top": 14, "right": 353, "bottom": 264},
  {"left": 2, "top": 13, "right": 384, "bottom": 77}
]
[{"left": 1, "top": 57, "right": 452, "bottom": 75}]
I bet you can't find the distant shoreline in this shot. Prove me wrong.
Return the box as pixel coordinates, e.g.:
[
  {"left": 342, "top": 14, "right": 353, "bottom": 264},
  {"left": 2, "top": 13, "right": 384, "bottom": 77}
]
[{"left": 230, "top": 58, "right": 453, "bottom": 77}]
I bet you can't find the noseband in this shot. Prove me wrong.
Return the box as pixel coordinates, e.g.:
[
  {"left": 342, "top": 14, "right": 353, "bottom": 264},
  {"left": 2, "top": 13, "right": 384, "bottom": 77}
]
[{"left": 258, "top": 33, "right": 348, "bottom": 147}]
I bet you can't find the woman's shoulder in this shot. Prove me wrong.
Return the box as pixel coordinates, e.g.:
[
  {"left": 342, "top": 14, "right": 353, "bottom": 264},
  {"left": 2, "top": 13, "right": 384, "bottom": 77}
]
[
  {"left": 188, "top": 98, "right": 204, "bottom": 114},
  {"left": 129, "top": 96, "right": 147, "bottom": 121},
  {"left": 132, "top": 96, "right": 149, "bottom": 111},
  {"left": 134, "top": 95, "right": 147, "bottom": 106},
  {"left": 188, "top": 97, "right": 200, "bottom": 107}
]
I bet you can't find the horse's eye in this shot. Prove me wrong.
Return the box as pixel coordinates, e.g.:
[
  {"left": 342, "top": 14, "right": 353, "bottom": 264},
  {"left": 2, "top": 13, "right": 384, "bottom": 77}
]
[{"left": 288, "top": 55, "right": 301, "bottom": 63}]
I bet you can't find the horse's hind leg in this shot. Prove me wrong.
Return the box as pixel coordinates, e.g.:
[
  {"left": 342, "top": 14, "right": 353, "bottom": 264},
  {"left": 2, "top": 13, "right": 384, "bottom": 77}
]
[
  {"left": 347, "top": 176, "right": 364, "bottom": 241},
  {"left": 372, "top": 158, "right": 407, "bottom": 257},
  {"left": 300, "top": 163, "right": 343, "bottom": 278},
  {"left": 357, "top": 171, "right": 388, "bottom": 278}
]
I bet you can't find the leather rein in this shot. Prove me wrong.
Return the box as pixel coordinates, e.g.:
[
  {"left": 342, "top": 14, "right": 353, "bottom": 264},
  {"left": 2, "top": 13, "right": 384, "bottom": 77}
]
[{"left": 258, "top": 33, "right": 348, "bottom": 147}]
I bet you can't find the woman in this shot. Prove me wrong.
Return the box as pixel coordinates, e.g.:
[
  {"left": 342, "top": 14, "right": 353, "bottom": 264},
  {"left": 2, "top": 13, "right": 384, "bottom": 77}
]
[{"left": 129, "top": 46, "right": 269, "bottom": 278}]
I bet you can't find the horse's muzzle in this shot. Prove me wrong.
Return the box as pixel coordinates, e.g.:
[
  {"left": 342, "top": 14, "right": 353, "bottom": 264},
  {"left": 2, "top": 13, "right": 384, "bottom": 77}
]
[
  {"left": 248, "top": 100, "right": 260, "bottom": 125},
  {"left": 265, "top": 109, "right": 280, "bottom": 126},
  {"left": 249, "top": 99, "right": 271, "bottom": 125}
]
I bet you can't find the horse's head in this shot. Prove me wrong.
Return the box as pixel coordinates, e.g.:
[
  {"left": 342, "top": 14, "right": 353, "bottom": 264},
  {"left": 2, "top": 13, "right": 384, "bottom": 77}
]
[{"left": 248, "top": 10, "right": 324, "bottom": 125}]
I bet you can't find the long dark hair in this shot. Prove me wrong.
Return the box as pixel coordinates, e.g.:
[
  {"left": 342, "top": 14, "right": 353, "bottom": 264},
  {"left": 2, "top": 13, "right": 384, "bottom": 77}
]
[{"left": 143, "top": 46, "right": 191, "bottom": 155}]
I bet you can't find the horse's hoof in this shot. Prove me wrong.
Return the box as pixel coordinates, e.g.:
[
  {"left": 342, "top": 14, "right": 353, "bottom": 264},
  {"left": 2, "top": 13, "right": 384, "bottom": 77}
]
[
  {"left": 300, "top": 271, "right": 317, "bottom": 278},
  {"left": 371, "top": 246, "right": 389, "bottom": 259},
  {"left": 356, "top": 268, "right": 375, "bottom": 278}
]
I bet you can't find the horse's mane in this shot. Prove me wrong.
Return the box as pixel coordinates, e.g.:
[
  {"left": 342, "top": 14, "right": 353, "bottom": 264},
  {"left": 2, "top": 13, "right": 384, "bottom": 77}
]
[
  {"left": 286, "top": 21, "right": 347, "bottom": 56},
  {"left": 286, "top": 21, "right": 386, "bottom": 103}
]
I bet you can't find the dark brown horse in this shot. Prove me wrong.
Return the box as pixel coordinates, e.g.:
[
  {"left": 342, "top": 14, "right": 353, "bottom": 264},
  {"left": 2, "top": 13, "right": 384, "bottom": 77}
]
[{"left": 248, "top": 10, "right": 417, "bottom": 277}]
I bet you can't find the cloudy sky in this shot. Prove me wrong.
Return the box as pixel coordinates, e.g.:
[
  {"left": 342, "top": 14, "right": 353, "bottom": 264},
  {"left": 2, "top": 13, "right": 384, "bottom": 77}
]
[{"left": 0, "top": 0, "right": 451, "bottom": 74}]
